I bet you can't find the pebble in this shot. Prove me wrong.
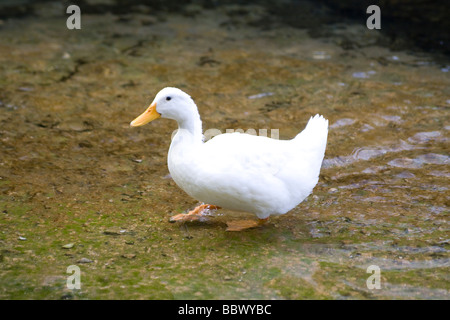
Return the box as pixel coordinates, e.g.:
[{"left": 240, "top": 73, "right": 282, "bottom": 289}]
[
  {"left": 353, "top": 148, "right": 387, "bottom": 161},
  {"left": 407, "top": 131, "right": 442, "bottom": 144},
  {"left": 330, "top": 118, "right": 355, "bottom": 129},
  {"left": 360, "top": 124, "right": 374, "bottom": 132},
  {"left": 395, "top": 171, "right": 415, "bottom": 179},
  {"left": 18, "top": 87, "right": 34, "bottom": 92},
  {"left": 248, "top": 92, "right": 274, "bottom": 99},
  {"left": 77, "top": 258, "right": 93, "bottom": 263},
  {"left": 416, "top": 153, "right": 449, "bottom": 165},
  {"left": 352, "top": 71, "right": 376, "bottom": 79},
  {"left": 380, "top": 115, "right": 402, "bottom": 123},
  {"left": 312, "top": 51, "right": 331, "bottom": 60},
  {"left": 388, "top": 153, "right": 449, "bottom": 169},
  {"left": 62, "top": 243, "right": 74, "bottom": 249},
  {"left": 388, "top": 158, "right": 422, "bottom": 169},
  {"left": 352, "top": 72, "right": 369, "bottom": 79},
  {"left": 104, "top": 230, "right": 122, "bottom": 236}
]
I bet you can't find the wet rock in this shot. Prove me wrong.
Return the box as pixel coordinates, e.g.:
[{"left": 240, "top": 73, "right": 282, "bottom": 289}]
[
  {"left": 380, "top": 115, "right": 402, "bottom": 123},
  {"left": 248, "top": 92, "right": 274, "bottom": 99},
  {"left": 352, "top": 148, "right": 386, "bottom": 161},
  {"left": 352, "top": 71, "right": 376, "bottom": 79},
  {"left": 395, "top": 171, "right": 415, "bottom": 179},
  {"left": 416, "top": 153, "right": 449, "bottom": 165},
  {"left": 408, "top": 131, "right": 442, "bottom": 144},
  {"left": 103, "top": 229, "right": 122, "bottom": 236},
  {"left": 18, "top": 87, "right": 33, "bottom": 92},
  {"left": 388, "top": 158, "right": 420, "bottom": 169},
  {"left": 360, "top": 124, "right": 374, "bottom": 132},
  {"left": 428, "top": 171, "right": 450, "bottom": 178},
  {"left": 330, "top": 118, "right": 355, "bottom": 129},
  {"left": 389, "top": 153, "right": 449, "bottom": 169},
  {"left": 312, "top": 51, "right": 331, "bottom": 60},
  {"left": 77, "top": 258, "right": 93, "bottom": 264}
]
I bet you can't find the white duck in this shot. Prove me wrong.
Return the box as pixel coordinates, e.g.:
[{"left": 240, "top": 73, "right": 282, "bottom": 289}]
[{"left": 131, "top": 87, "right": 328, "bottom": 231}]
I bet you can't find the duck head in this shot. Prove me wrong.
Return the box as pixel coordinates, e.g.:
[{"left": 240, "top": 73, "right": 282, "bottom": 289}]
[{"left": 130, "top": 87, "right": 198, "bottom": 127}]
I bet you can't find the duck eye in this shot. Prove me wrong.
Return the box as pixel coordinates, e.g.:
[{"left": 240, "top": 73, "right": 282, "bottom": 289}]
[{"left": 166, "top": 96, "right": 171, "bottom": 101}]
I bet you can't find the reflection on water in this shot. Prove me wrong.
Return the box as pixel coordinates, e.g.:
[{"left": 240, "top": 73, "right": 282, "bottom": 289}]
[{"left": 0, "top": 1, "right": 448, "bottom": 299}]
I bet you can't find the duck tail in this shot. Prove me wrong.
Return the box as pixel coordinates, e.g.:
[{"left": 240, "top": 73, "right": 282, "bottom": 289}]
[{"left": 294, "top": 114, "right": 328, "bottom": 165}]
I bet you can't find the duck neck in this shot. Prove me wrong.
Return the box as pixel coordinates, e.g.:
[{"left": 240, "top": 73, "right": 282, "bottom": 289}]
[{"left": 176, "top": 111, "right": 203, "bottom": 145}]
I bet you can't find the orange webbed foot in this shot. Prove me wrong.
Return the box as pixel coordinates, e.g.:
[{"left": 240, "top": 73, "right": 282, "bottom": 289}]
[
  {"left": 225, "top": 217, "right": 269, "bottom": 232},
  {"left": 169, "top": 204, "right": 221, "bottom": 223}
]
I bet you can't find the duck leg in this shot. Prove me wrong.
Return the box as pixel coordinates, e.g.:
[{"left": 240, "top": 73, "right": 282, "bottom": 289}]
[
  {"left": 226, "top": 217, "right": 269, "bottom": 232},
  {"left": 169, "top": 204, "right": 221, "bottom": 223}
]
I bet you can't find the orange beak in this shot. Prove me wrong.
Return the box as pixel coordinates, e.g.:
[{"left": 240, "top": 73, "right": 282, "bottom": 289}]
[{"left": 130, "top": 101, "right": 161, "bottom": 127}]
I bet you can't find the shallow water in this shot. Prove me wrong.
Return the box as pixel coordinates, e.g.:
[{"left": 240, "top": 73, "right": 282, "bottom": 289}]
[{"left": 0, "top": 3, "right": 449, "bottom": 299}]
